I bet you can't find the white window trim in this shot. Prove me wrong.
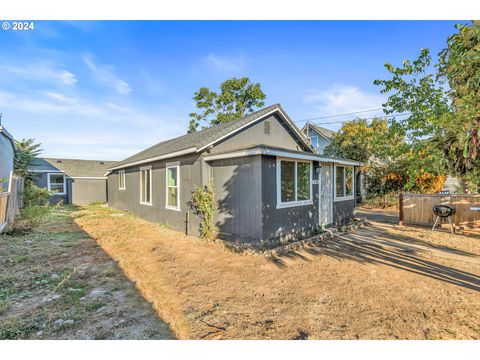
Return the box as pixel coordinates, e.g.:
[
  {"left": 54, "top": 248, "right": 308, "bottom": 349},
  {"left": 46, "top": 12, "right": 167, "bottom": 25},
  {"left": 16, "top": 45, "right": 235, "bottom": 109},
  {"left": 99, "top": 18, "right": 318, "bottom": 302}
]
[
  {"left": 118, "top": 170, "right": 126, "bottom": 190},
  {"left": 276, "top": 157, "right": 313, "bottom": 209},
  {"left": 139, "top": 165, "right": 152, "bottom": 206},
  {"left": 165, "top": 164, "right": 181, "bottom": 211},
  {"left": 47, "top": 173, "right": 66, "bottom": 195},
  {"left": 334, "top": 164, "right": 355, "bottom": 202}
]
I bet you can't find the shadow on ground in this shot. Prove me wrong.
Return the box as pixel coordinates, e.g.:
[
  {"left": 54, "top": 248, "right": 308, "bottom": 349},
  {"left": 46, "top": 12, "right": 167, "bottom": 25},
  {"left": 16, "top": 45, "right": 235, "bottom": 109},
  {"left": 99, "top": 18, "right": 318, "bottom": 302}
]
[{"left": 268, "top": 224, "right": 480, "bottom": 292}]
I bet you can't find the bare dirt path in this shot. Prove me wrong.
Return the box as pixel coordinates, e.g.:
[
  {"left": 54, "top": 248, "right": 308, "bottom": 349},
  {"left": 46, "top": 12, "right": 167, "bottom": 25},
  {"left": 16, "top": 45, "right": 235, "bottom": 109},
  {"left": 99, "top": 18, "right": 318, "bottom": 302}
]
[
  {"left": 0, "top": 207, "right": 175, "bottom": 340},
  {"left": 73, "top": 205, "right": 480, "bottom": 340}
]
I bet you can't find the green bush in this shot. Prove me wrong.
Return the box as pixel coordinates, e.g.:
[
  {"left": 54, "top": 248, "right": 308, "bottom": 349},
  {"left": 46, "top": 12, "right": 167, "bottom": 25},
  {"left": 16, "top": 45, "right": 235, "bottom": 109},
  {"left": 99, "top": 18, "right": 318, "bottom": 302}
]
[
  {"left": 23, "top": 183, "right": 50, "bottom": 207},
  {"left": 188, "top": 181, "right": 217, "bottom": 240},
  {"left": 19, "top": 205, "right": 50, "bottom": 228},
  {"left": 0, "top": 177, "right": 7, "bottom": 192}
]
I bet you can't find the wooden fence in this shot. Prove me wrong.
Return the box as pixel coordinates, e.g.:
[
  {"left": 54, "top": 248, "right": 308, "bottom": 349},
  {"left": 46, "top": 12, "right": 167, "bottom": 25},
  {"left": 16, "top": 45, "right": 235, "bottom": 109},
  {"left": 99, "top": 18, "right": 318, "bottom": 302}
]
[
  {"left": 399, "top": 193, "right": 480, "bottom": 229},
  {"left": 0, "top": 173, "right": 24, "bottom": 233}
]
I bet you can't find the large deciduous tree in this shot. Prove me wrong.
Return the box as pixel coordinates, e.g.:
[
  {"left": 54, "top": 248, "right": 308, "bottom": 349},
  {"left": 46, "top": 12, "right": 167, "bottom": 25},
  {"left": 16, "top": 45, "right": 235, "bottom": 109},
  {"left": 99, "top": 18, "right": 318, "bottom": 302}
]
[{"left": 188, "top": 77, "right": 266, "bottom": 133}]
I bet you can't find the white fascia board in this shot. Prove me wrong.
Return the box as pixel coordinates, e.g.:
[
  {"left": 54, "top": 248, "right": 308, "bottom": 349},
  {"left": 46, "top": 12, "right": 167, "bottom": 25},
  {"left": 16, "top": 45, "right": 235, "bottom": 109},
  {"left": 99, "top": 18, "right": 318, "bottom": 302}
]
[
  {"left": 70, "top": 176, "right": 107, "bottom": 180},
  {"left": 108, "top": 147, "right": 197, "bottom": 171},
  {"left": 29, "top": 170, "right": 64, "bottom": 173},
  {"left": 204, "top": 148, "right": 363, "bottom": 166},
  {"left": 196, "top": 108, "right": 314, "bottom": 153}
]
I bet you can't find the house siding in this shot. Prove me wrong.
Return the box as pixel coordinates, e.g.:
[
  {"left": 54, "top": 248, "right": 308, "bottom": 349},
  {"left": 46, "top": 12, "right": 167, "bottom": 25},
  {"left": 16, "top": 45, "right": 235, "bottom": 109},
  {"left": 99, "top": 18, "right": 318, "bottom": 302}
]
[
  {"left": 332, "top": 198, "right": 356, "bottom": 225},
  {"left": 107, "top": 153, "right": 203, "bottom": 236},
  {"left": 0, "top": 133, "right": 14, "bottom": 190},
  {"left": 209, "top": 114, "right": 307, "bottom": 155},
  {"left": 307, "top": 128, "right": 331, "bottom": 154},
  {"left": 209, "top": 155, "right": 263, "bottom": 243},
  {"left": 261, "top": 155, "right": 320, "bottom": 244},
  {"left": 31, "top": 172, "right": 70, "bottom": 204},
  {"left": 70, "top": 179, "right": 108, "bottom": 205}
]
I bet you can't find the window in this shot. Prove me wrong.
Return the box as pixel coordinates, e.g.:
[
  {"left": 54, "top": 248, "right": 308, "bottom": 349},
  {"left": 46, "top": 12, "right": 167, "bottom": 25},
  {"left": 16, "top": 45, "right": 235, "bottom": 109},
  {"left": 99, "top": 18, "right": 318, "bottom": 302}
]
[
  {"left": 334, "top": 165, "right": 354, "bottom": 200},
  {"left": 310, "top": 135, "right": 319, "bottom": 150},
  {"left": 166, "top": 165, "right": 180, "bottom": 210},
  {"left": 140, "top": 166, "right": 152, "bottom": 205},
  {"left": 277, "top": 159, "right": 312, "bottom": 208},
  {"left": 48, "top": 173, "right": 66, "bottom": 195},
  {"left": 118, "top": 170, "right": 126, "bottom": 190}
]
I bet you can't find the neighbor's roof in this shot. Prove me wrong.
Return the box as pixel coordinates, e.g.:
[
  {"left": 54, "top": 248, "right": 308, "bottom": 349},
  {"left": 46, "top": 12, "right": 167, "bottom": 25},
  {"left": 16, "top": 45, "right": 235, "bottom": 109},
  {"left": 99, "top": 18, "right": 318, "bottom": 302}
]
[
  {"left": 28, "top": 158, "right": 118, "bottom": 178},
  {"left": 110, "top": 104, "right": 312, "bottom": 171},
  {"left": 303, "top": 123, "right": 337, "bottom": 141}
]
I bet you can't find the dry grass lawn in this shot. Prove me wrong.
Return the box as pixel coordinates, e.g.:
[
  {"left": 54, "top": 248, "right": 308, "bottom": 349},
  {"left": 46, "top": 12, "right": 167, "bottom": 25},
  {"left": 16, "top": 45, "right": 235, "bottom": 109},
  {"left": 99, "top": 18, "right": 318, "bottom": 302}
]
[{"left": 72, "top": 204, "right": 480, "bottom": 340}]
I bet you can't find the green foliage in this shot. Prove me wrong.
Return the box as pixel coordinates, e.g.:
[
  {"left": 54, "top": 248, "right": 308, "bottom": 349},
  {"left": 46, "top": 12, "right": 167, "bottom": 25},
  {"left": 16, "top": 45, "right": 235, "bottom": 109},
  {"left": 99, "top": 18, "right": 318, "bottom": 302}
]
[
  {"left": 324, "top": 118, "right": 407, "bottom": 162},
  {"left": 188, "top": 77, "right": 266, "bottom": 133},
  {"left": 13, "top": 138, "right": 43, "bottom": 179},
  {"left": 0, "top": 178, "right": 7, "bottom": 192},
  {"left": 23, "top": 182, "right": 50, "bottom": 207},
  {"left": 187, "top": 181, "right": 217, "bottom": 240},
  {"left": 19, "top": 205, "right": 50, "bottom": 229}
]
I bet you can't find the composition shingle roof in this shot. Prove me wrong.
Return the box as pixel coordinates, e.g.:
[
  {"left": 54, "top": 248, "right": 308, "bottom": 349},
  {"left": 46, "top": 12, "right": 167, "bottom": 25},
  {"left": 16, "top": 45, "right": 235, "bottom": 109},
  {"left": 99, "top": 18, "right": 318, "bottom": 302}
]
[
  {"left": 28, "top": 158, "right": 117, "bottom": 178},
  {"left": 112, "top": 104, "right": 311, "bottom": 169}
]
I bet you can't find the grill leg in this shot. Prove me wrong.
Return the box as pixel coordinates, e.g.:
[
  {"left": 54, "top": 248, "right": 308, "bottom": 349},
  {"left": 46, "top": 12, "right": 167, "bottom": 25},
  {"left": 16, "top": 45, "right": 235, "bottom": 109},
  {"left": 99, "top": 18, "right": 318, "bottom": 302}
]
[
  {"left": 432, "top": 216, "right": 440, "bottom": 231},
  {"left": 447, "top": 216, "right": 455, "bottom": 234}
]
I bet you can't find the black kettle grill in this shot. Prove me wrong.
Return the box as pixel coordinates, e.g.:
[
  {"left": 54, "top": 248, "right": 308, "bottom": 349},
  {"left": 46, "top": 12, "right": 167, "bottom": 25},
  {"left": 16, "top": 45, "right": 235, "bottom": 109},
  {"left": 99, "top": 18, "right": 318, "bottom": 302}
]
[{"left": 432, "top": 204, "right": 456, "bottom": 234}]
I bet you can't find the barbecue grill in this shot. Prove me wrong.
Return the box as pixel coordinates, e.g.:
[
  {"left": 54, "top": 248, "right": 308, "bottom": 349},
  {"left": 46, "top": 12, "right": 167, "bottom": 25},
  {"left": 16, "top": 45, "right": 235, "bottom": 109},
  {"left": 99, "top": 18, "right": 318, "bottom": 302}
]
[{"left": 432, "top": 204, "right": 456, "bottom": 234}]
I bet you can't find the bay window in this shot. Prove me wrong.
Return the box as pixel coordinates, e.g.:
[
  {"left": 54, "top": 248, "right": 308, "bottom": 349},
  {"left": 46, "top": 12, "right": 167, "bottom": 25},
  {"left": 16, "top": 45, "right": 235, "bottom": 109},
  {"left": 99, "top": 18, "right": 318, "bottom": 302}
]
[
  {"left": 334, "top": 165, "right": 354, "bottom": 200},
  {"left": 277, "top": 158, "right": 312, "bottom": 208}
]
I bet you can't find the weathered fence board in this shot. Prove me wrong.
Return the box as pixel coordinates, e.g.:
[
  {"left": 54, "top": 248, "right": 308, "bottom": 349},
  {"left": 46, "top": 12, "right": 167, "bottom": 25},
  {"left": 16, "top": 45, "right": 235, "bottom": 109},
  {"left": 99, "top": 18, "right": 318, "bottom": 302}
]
[
  {"left": 400, "top": 193, "right": 480, "bottom": 229},
  {"left": 0, "top": 174, "right": 24, "bottom": 233}
]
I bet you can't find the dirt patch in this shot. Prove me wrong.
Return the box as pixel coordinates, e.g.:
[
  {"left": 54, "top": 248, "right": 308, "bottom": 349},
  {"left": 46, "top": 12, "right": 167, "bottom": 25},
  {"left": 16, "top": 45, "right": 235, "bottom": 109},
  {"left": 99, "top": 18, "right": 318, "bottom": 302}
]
[
  {"left": 72, "top": 204, "right": 480, "bottom": 339},
  {"left": 0, "top": 207, "right": 175, "bottom": 340}
]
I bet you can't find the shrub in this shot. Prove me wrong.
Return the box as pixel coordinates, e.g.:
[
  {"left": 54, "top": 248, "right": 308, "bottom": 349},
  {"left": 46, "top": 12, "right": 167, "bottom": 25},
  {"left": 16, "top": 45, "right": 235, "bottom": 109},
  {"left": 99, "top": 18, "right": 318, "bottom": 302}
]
[
  {"left": 23, "top": 183, "right": 50, "bottom": 207},
  {"left": 188, "top": 181, "right": 217, "bottom": 240},
  {"left": 0, "top": 177, "right": 7, "bottom": 192},
  {"left": 19, "top": 205, "right": 50, "bottom": 228}
]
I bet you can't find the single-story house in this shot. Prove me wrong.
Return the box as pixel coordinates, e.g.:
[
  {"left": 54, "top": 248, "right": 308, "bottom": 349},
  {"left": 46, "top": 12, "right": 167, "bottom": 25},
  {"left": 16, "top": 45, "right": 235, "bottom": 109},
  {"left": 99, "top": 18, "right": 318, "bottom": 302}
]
[
  {"left": 302, "top": 123, "right": 336, "bottom": 155},
  {"left": 0, "top": 124, "right": 15, "bottom": 191},
  {"left": 107, "top": 104, "right": 362, "bottom": 246},
  {"left": 28, "top": 158, "right": 117, "bottom": 205}
]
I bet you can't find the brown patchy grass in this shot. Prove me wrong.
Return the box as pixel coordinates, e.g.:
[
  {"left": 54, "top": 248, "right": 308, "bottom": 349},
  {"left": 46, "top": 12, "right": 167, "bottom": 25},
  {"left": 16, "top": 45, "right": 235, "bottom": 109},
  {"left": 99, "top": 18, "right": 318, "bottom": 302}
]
[
  {"left": 73, "top": 204, "right": 480, "bottom": 340},
  {"left": 0, "top": 206, "right": 175, "bottom": 340}
]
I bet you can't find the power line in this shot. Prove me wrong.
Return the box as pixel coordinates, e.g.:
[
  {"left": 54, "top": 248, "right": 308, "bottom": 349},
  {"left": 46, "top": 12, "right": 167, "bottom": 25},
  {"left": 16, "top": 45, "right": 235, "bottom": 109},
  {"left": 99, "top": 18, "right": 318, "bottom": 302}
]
[
  {"left": 311, "top": 112, "right": 411, "bottom": 126},
  {"left": 294, "top": 107, "right": 384, "bottom": 123}
]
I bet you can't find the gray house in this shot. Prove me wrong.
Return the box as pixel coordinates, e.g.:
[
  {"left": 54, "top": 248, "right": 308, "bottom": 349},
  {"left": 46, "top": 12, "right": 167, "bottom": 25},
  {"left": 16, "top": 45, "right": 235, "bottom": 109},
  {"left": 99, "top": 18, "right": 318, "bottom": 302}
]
[
  {"left": 302, "top": 123, "right": 336, "bottom": 155},
  {"left": 107, "top": 104, "right": 361, "bottom": 246},
  {"left": 28, "top": 158, "right": 117, "bottom": 205},
  {"left": 0, "top": 125, "right": 15, "bottom": 191}
]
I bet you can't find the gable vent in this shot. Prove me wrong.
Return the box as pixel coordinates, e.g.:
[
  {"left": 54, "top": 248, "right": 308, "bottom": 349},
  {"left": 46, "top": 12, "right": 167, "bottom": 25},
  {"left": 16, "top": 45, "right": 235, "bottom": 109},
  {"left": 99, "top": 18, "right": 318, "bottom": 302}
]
[{"left": 264, "top": 121, "right": 271, "bottom": 135}]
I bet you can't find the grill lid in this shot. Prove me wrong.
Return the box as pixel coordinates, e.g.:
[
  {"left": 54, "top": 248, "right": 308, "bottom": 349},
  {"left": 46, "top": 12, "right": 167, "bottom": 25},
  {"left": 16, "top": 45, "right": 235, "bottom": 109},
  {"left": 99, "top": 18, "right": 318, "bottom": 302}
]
[{"left": 433, "top": 204, "right": 456, "bottom": 217}]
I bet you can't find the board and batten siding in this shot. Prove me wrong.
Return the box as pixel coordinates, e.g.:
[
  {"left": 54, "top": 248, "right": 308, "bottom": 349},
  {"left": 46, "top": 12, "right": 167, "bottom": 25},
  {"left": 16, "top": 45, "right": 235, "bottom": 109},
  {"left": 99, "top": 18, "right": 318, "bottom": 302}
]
[
  {"left": 261, "top": 155, "right": 320, "bottom": 243},
  {"left": 209, "top": 155, "right": 263, "bottom": 243},
  {"left": 107, "top": 153, "right": 203, "bottom": 236}
]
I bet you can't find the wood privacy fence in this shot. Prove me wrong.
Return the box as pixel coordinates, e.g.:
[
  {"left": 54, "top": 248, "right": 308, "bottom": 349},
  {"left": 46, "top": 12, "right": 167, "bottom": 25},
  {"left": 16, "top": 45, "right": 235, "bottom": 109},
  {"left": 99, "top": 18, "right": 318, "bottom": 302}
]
[
  {"left": 399, "top": 193, "right": 480, "bottom": 229},
  {"left": 0, "top": 173, "right": 24, "bottom": 233}
]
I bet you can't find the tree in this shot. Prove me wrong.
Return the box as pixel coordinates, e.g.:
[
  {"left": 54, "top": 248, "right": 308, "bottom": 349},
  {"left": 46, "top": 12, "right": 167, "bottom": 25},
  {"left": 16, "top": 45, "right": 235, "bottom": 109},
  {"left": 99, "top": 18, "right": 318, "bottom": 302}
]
[
  {"left": 14, "top": 138, "right": 42, "bottom": 178},
  {"left": 188, "top": 77, "right": 266, "bottom": 133},
  {"left": 323, "top": 118, "right": 406, "bottom": 162}
]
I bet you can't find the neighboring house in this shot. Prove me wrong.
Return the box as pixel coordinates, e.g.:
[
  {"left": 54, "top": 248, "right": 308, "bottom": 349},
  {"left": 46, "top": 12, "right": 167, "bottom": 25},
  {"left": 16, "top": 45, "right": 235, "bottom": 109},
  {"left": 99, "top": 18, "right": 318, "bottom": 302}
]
[
  {"left": 0, "top": 124, "right": 15, "bottom": 191},
  {"left": 301, "top": 123, "right": 336, "bottom": 155},
  {"left": 107, "top": 104, "right": 362, "bottom": 246},
  {"left": 28, "top": 158, "right": 117, "bottom": 205}
]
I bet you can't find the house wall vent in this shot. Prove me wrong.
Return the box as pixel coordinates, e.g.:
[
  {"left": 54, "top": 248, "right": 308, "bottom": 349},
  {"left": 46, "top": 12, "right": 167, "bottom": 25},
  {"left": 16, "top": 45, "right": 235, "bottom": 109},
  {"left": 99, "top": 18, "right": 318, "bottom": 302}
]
[{"left": 264, "top": 121, "right": 271, "bottom": 135}]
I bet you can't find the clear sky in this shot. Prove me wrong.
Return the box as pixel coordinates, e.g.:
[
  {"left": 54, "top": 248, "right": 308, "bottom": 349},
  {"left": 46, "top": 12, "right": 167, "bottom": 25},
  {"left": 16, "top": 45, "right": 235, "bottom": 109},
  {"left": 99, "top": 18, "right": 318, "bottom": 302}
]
[{"left": 0, "top": 20, "right": 463, "bottom": 160}]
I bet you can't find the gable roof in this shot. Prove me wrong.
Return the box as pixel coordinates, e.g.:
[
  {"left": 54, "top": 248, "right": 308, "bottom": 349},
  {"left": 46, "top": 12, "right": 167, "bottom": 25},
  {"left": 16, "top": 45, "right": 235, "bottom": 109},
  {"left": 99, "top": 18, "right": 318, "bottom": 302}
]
[
  {"left": 109, "top": 104, "right": 313, "bottom": 171},
  {"left": 303, "top": 123, "right": 337, "bottom": 141},
  {"left": 28, "top": 158, "right": 117, "bottom": 178}
]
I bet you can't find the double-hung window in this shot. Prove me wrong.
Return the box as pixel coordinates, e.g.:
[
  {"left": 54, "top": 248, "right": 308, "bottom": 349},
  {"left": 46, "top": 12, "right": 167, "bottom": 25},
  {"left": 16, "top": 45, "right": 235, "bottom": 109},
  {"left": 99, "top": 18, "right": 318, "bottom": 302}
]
[
  {"left": 118, "top": 170, "right": 126, "bottom": 190},
  {"left": 334, "top": 165, "right": 354, "bottom": 201},
  {"left": 48, "top": 173, "right": 66, "bottom": 195},
  {"left": 166, "top": 165, "right": 180, "bottom": 211},
  {"left": 277, "top": 158, "right": 312, "bottom": 208},
  {"left": 140, "top": 166, "right": 152, "bottom": 205}
]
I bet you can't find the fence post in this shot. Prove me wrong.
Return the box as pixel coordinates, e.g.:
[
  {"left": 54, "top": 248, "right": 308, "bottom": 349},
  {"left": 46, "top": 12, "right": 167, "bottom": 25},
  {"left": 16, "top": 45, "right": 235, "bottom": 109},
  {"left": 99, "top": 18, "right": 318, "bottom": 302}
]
[{"left": 399, "top": 192, "right": 404, "bottom": 226}]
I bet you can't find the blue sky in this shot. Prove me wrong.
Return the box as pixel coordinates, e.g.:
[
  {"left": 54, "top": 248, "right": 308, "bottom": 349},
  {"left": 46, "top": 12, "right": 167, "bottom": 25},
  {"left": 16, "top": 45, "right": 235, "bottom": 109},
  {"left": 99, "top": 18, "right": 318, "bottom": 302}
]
[{"left": 0, "top": 20, "right": 462, "bottom": 160}]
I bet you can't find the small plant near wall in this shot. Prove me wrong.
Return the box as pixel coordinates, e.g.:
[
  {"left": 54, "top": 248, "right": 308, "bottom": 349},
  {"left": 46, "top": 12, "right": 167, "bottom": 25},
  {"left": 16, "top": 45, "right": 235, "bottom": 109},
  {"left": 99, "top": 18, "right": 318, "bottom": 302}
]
[{"left": 188, "top": 181, "right": 218, "bottom": 240}]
